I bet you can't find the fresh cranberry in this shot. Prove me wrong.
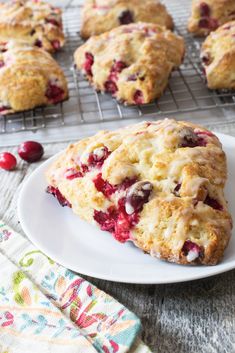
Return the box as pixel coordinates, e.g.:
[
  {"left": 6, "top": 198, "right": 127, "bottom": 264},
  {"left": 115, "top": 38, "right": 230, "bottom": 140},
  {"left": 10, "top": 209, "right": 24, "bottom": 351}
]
[
  {"left": 94, "top": 198, "right": 139, "bottom": 243},
  {"left": 18, "top": 141, "right": 44, "bottom": 163},
  {"left": 118, "top": 10, "right": 134, "bottom": 25},
  {"left": 199, "top": 2, "right": 210, "bottom": 17},
  {"left": 109, "top": 60, "right": 127, "bottom": 82},
  {"left": 198, "top": 18, "right": 218, "bottom": 30},
  {"left": 65, "top": 168, "right": 83, "bottom": 180},
  {"left": 35, "top": 39, "right": 42, "bottom": 48},
  {"left": 204, "top": 195, "right": 223, "bottom": 210},
  {"left": 94, "top": 206, "right": 117, "bottom": 233},
  {"left": 104, "top": 80, "right": 118, "bottom": 94},
  {"left": 87, "top": 146, "right": 111, "bottom": 169},
  {"left": 133, "top": 90, "right": 144, "bottom": 105},
  {"left": 0, "top": 106, "right": 9, "bottom": 114},
  {"left": 46, "top": 18, "right": 60, "bottom": 27},
  {"left": 179, "top": 128, "right": 206, "bottom": 148},
  {"left": 93, "top": 173, "right": 117, "bottom": 197},
  {"left": 0, "top": 152, "right": 17, "bottom": 171},
  {"left": 46, "top": 185, "right": 71, "bottom": 207},
  {"left": 83, "top": 52, "right": 94, "bottom": 76},
  {"left": 201, "top": 53, "right": 211, "bottom": 66},
  {"left": 51, "top": 40, "right": 61, "bottom": 51},
  {"left": 0, "top": 60, "right": 4, "bottom": 68},
  {"left": 173, "top": 183, "right": 181, "bottom": 197},
  {"left": 182, "top": 240, "right": 202, "bottom": 260},
  {"left": 46, "top": 83, "right": 64, "bottom": 104},
  {"left": 125, "top": 181, "right": 153, "bottom": 214}
]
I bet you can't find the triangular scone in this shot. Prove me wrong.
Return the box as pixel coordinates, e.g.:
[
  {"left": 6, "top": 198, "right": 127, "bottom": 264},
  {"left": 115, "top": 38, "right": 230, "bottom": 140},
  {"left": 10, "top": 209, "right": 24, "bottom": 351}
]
[
  {"left": 188, "top": 0, "right": 235, "bottom": 36},
  {"left": 80, "top": 0, "right": 173, "bottom": 39},
  {"left": 0, "top": 0, "right": 65, "bottom": 52},
  {"left": 0, "top": 42, "right": 68, "bottom": 115},
  {"left": 46, "top": 119, "right": 232, "bottom": 265},
  {"left": 201, "top": 21, "right": 235, "bottom": 90},
  {"left": 74, "top": 23, "right": 185, "bottom": 105}
]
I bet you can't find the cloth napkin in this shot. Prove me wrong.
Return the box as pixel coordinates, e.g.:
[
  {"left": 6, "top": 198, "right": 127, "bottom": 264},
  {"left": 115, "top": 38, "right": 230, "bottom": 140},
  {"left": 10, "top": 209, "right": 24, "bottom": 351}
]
[{"left": 0, "top": 221, "right": 151, "bottom": 353}]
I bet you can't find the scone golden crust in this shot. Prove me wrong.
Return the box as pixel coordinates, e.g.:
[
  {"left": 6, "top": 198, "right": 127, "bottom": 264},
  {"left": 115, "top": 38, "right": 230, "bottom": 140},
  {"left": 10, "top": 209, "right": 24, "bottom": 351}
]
[
  {"left": 201, "top": 21, "right": 235, "bottom": 90},
  {"left": 0, "top": 42, "right": 68, "bottom": 115},
  {"left": 0, "top": 0, "right": 65, "bottom": 52},
  {"left": 46, "top": 119, "right": 232, "bottom": 266},
  {"left": 80, "top": 0, "right": 173, "bottom": 39},
  {"left": 74, "top": 23, "right": 185, "bottom": 105},
  {"left": 188, "top": 0, "right": 235, "bottom": 36}
]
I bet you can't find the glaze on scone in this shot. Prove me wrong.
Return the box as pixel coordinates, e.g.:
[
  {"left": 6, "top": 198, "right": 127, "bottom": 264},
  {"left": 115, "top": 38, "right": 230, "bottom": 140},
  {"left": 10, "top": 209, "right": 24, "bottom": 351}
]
[
  {"left": 74, "top": 23, "right": 185, "bottom": 105},
  {"left": 46, "top": 119, "right": 232, "bottom": 266},
  {"left": 80, "top": 0, "right": 173, "bottom": 39},
  {"left": 188, "top": 0, "right": 235, "bottom": 36},
  {"left": 0, "top": 42, "right": 68, "bottom": 115},
  {"left": 0, "top": 0, "right": 65, "bottom": 52},
  {"left": 201, "top": 21, "right": 235, "bottom": 89}
]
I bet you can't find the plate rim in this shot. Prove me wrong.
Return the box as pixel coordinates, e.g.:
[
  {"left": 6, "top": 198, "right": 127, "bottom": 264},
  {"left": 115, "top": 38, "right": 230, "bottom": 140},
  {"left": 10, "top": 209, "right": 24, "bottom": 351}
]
[{"left": 17, "top": 131, "right": 235, "bottom": 284}]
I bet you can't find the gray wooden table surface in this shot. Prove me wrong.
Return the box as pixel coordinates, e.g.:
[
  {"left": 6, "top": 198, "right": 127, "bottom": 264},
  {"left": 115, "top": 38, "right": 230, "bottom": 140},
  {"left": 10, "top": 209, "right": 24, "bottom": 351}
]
[{"left": 0, "top": 123, "right": 235, "bottom": 353}]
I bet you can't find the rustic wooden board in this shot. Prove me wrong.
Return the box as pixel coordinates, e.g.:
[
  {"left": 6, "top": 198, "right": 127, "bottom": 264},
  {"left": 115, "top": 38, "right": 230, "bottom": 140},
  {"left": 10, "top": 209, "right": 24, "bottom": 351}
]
[{"left": 0, "top": 129, "right": 235, "bottom": 352}]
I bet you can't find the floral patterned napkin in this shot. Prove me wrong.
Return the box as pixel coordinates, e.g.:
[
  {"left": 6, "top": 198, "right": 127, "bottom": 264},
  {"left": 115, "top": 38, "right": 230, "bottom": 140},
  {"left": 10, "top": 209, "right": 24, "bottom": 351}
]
[{"left": 0, "top": 221, "right": 151, "bottom": 353}]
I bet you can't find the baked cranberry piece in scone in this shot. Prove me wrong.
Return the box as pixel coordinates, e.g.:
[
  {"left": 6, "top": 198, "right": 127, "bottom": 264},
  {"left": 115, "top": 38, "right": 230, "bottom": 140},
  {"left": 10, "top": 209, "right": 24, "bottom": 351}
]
[
  {"left": 0, "top": 0, "right": 65, "bottom": 52},
  {"left": 46, "top": 119, "right": 232, "bottom": 265},
  {"left": 201, "top": 21, "right": 235, "bottom": 89},
  {"left": 188, "top": 0, "right": 235, "bottom": 36},
  {"left": 80, "top": 0, "right": 173, "bottom": 39},
  {"left": 74, "top": 23, "right": 185, "bottom": 105},
  {"left": 0, "top": 42, "right": 68, "bottom": 115}
]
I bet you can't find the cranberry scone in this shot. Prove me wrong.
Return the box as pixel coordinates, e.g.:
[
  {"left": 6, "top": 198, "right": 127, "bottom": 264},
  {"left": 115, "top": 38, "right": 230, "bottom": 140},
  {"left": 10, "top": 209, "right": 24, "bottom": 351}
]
[
  {"left": 0, "top": 42, "right": 68, "bottom": 115},
  {"left": 188, "top": 0, "right": 235, "bottom": 36},
  {"left": 0, "top": 0, "right": 65, "bottom": 52},
  {"left": 46, "top": 119, "right": 232, "bottom": 265},
  {"left": 74, "top": 23, "right": 185, "bottom": 105},
  {"left": 201, "top": 21, "right": 235, "bottom": 90},
  {"left": 80, "top": 0, "right": 173, "bottom": 39}
]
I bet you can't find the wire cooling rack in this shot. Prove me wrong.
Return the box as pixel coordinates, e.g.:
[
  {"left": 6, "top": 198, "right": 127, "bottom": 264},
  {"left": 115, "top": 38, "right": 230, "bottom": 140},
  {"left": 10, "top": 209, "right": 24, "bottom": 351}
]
[{"left": 1, "top": 0, "right": 235, "bottom": 137}]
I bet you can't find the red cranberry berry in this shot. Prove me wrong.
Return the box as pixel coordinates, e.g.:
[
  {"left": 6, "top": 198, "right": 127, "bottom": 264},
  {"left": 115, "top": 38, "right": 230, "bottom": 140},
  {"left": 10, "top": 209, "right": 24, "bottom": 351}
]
[
  {"left": 204, "top": 195, "right": 223, "bottom": 210},
  {"left": 46, "top": 18, "right": 60, "bottom": 27},
  {"left": 201, "top": 53, "right": 211, "bottom": 66},
  {"left": 46, "top": 185, "right": 71, "bottom": 207},
  {"left": 93, "top": 173, "right": 117, "bottom": 197},
  {"left": 0, "top": 106, "right": 10, "bottom": 114},
  {"left": 182, "top": 240, "right": 202, "bottom": 261},
  {"left": 118, "top": 10, "right": 134, "bottom": 25},
  {"left": 65, "top": 168, "right": 83, "bottom": 180},
  {"left": 104, "top": 80, "right": 118, "bottom": 94},
  {"left": 133, "top": 90, "right": 144, "bottom": 105},
  {"left": 35, "top": 39, "right": 42, "bottom": 48},
  {"left": 94, "top": 206, "right": 117, "bottom": 233},
  {"left": 51, "top": 40, "right": 61, "bottom": 50},
  {"left": 125, "top": 181, "right": 153, "bottom": 215},
  {"left": 173, "top": 183, "right": 181, "bottom": 197},
  {"left": 0, "top": 152, "right": 17, "bottom": 171},
  {"left": 87, "top": 146, "right": 111, "bottom": 169},
  {"left": 179, "top": 128, "right": 206, "bottom": 148},
  {"left": 0, "top": 60, "right": 4, "bottom": 68},
  {"left": 109, "top": 60, "right": 127, "bottom": 81},
  {"left": 18, "top": 141, "right": 44, "bottom": 163},
  {"left": 199, "top": 2, "right": 210, "bottom": 17},
  {"left": 83, "top": 52, "right": 94, "bottom": 76},
  {"left": 46, "top": 83, "right": 64, "bottom": 104}
]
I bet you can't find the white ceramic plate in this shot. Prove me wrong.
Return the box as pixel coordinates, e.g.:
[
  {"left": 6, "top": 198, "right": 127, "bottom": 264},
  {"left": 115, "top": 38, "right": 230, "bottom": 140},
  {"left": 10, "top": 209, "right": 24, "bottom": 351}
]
[{"left": 18, "top": 132, "right": 235, "bottom": 284}]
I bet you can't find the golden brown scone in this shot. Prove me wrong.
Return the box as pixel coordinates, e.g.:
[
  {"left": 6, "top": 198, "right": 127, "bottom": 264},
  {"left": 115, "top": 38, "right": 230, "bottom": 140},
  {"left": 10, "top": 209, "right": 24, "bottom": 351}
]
[
  {"left": 188, "top": 0, "right": 235, "bottom": 36},
  {"left": 201, "top": 21, "right": 235, "bottom": 90},
  {"left": 0, "top": 0, "right": 65, "bottom": 52},
  {"left": 74, "top": 23, "right": 185, "bottom": 105},
  {"left": 0, "top": 42, "right": 68, "bottom": 115},
  {"left": 46, "top": 119, "right": 232, "bottom": 266},
  {"left": 80, "top": 0, "right": 173, "bottom": 39}
]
